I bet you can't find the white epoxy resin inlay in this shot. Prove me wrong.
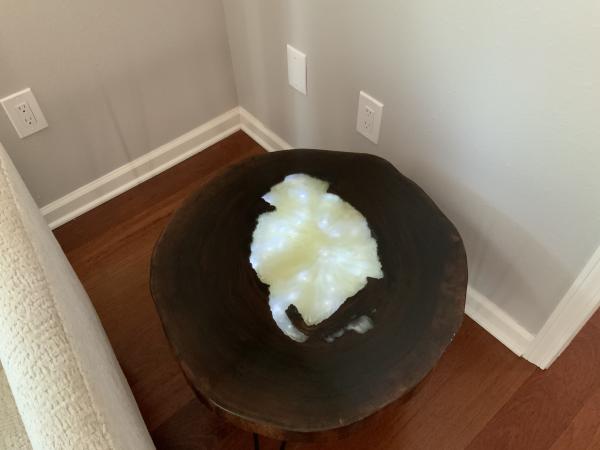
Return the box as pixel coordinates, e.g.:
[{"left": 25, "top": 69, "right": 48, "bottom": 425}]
[{"left": 250, "top": 174, "right": 383, "bottom": 342}]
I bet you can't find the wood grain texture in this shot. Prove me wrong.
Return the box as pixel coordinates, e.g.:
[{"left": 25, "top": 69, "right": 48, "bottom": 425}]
[
  {"left": 467, "top": 309, "right": 600, "bottom": 450},
  {"left": 54, "top": 131, "right": 600, "bottom": 449},
  {"left": 150, "top": 149, "right": 468, "bottom": 439},
  {"left": 550, "top": 386, "right": 600, "bottom": 450},
  {"left": 252, "top": 316, "right": 535, "bottom": 450}
]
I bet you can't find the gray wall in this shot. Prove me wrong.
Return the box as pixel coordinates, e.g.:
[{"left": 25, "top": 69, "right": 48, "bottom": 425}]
[
  {"left": 0, "top": 0, "right": 237, "bottom": 207},
  {"left": 223, "top": 0, "right": 600, "bottom": 333}
]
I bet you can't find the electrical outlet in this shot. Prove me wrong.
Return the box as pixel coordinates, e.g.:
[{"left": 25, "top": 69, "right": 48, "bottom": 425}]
[
  {"left": 1, "top": 88, "right": 48, "bottom": 138},
  {"left": 357, "top": 91, "right": 383, "bottom": 144},
  {"left": 15, "top": 102, "right": 37, "bottom": 128},
  {"left": 362, "top": 105, "right": 376, "bottom": 135},
  {"left": 287, "top": 44, "right": 307, "bottom": 95}
]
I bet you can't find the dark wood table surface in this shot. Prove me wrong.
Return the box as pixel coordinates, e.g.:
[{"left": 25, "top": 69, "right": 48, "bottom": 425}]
[{"left": 150, "top": 149, "right": 467, "bottom": 442}]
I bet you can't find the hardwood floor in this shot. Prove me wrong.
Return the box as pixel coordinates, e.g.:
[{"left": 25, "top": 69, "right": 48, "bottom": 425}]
[{"left": 54, "top": 131, "right": 600, "bottom": 450}]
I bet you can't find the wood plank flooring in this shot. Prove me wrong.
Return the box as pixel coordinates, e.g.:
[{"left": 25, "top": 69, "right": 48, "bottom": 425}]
[{"left": 54, "top": 131, "right": 600, "bottom": 449}]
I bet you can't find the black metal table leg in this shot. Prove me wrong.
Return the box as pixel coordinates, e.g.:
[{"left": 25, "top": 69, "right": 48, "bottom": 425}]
[
  {"left": 253, "top": 433, "right": 260, "bottom": 450},
  {"left": 252, "top": 433, "right": 286, "bottom": 450}
]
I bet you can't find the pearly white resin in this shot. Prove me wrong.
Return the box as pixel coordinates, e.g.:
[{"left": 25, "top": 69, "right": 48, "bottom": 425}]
[
  {"left": 250, "top": 173, "right": 383, "bottom": 342},
  {"left": 324, "top": 315, "right": 374, "bottom": 343}
]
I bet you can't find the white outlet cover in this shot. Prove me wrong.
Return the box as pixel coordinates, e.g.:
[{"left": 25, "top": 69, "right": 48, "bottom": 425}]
[
  {"left": 287, "top": 44, "right": 307, "bottom": 95},
  {"left": 1, "top": 88, "right": 48, "bottom": 138},
  {"left": 357, "top": 91, "right": 384, "bottom": 144}
]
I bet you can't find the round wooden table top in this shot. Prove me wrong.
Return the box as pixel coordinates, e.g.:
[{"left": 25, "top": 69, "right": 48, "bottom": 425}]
[{"left": 150, "top": 149, "right": 467, "bottom": 441}]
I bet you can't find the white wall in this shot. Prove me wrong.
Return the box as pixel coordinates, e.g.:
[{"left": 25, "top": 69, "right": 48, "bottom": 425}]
[
  {"left": 223, "top": 0, "right": 600, "bottom": 334},
  {"left": 0, "top": 0, "right": 237, "bottom": 207}
]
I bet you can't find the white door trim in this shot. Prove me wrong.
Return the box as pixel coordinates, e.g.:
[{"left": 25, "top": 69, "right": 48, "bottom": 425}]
[{"left": 524, "top": 245, "right": 600, "bottom": 369}]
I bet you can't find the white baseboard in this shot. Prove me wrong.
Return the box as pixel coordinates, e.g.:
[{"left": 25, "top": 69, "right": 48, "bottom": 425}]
[
  {"left": 239, "top": 107, "right": 292, "bottom": 152},
  {"left": 524, "top": 246, "right": 600, "bottom": 369},
  {"left": 41, "top": 107, "right": 295, "bottom": 229},
  {"left": 41, "top": 108, "right": 242, "bottom": 229},
  {"left": 465, "top": 287, "right": 534, "bottom": 357}
]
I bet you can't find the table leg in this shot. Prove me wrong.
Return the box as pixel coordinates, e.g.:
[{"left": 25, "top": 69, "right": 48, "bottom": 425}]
[{"left": 252, "top": 432, "right": 287, "bottom": 450}]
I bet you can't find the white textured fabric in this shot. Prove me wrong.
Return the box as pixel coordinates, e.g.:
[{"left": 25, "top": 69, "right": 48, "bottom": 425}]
[
  {"left": 0, "top": 365, "right": 31, "bottom": 450},
  {"left": 0, "top": 142, "right": 155, "bottom": 450}
]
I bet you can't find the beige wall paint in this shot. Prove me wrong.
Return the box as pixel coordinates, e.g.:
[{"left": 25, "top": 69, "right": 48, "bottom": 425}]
[
  {"left": 0, "top": 0, "right": 237, "bottom": 206},
  {"left": 222, "top": 0, "right": 600, "bottom": 333}
]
